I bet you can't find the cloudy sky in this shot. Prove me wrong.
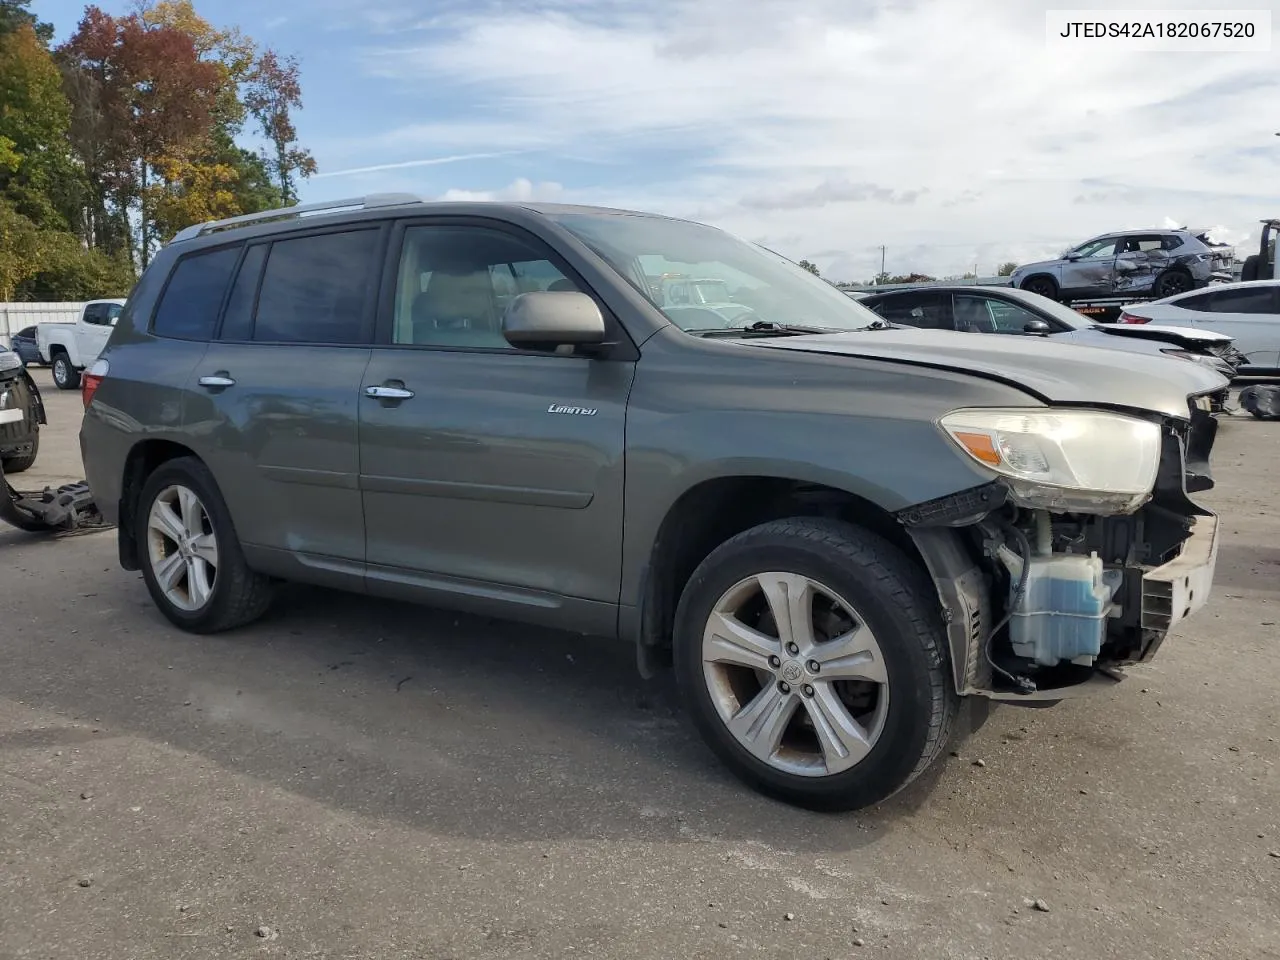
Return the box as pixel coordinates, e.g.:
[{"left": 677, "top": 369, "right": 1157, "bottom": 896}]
[{"left": 41, "top": 0, "right": 1280, "bottom": 282}]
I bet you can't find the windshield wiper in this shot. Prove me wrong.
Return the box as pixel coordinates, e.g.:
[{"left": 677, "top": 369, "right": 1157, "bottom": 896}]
[{"left": 687, "top": 320, "right": 842, "bottom": 338}]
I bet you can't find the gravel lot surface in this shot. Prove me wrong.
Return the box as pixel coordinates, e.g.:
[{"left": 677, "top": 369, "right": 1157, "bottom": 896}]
[{"left": 2, "top": 366, "right": 1277, "bottom": 959}]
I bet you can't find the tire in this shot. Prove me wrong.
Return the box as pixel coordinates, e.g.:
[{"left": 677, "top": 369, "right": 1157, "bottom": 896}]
[
  {"left": 135, "top": 456, "right": 273, "bottom": 633},
  {"left": 1020, "top": 275, "right": 1058, "bottom": 301},
  {"left": 1152, "top": 269, "right": 1193, "bottom": 299},
  {"left": 673, "top": 517, "right": 958, "bottom": 811},
  {"left": 1, "top": 428, "right": 38, "bottom": 473},
  {"left": 51, "top": 354, "right": 80, "bottom": 390}
]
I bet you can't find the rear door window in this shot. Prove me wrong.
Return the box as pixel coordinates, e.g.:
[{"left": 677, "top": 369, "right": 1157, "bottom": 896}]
[
  {"left": 151, "top": 246, "right": 241, "bottom": 341},
  {"left": 1201, "top": 287, "right": 1279, "bottom": 314},
  {"left": 867, "top": 292, "right": 954, "bottom": 329},
  {"left": 253, "top": 229, "right": 380, "bottom": 344},
  {"left": 218, "top": 244, "right": 268, "bottom": 341}
]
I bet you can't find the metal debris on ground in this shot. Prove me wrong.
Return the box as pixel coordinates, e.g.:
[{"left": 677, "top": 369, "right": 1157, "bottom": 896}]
[{"left": 1, "top": 467, "right": 112, "bottom": 536}]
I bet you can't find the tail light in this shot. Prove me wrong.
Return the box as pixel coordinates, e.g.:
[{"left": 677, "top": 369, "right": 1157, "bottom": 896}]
[
  {"left": 82, "top": 358, "right": 109, "bottom": 408},
  {"left": 1118, "top": 312, "right": 1150, "bottom": 324}
]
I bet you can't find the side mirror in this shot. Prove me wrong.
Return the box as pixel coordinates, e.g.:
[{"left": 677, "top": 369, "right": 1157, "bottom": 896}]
[
  {"left": 1023, "top": 320, "right": 1051, "bottom": 335},
  {"left": 502, "top": 290, "right": 606, "bottom": 350},
  {"left": 1063, "top": 251, "right": 1082, "bottom": 261}
]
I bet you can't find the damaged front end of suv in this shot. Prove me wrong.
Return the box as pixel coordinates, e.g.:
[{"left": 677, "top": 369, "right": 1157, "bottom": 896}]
[{"left": 900, "top": 395, "right": 1219, "bottom": 702}]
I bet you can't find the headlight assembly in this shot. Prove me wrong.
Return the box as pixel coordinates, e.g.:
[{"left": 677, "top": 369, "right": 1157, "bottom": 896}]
[
  {"left": 0, "top": 350, "right": 21, "bottom": 373},
  {"left": 940, "top": 407, "right": 1162, "bottom": 514}
]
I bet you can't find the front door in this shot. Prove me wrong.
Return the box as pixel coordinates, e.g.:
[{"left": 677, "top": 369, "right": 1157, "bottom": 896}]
[
  {"left": 358, "top": 220, "right": 634, "bottom": 622},
  {"left": 1060, "top": 236, "right": 1119, "bottom": 299}
]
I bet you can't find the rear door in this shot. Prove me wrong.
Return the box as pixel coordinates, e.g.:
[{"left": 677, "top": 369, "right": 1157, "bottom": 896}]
[
  {"left": 357, "top": 218, "right": 634, "bottom": 627},
  {"left": 1172, "top": 285, "right": 1280, "bottom": 370},
  {"left": 863, "top": 291, "right": 956, "bottom": 330},
  {"left": 184, "top": 225, "right": 385, "bottom": 579},
  {"left": 1112, "top": 235, "right": 1170, "bottom": 295}
]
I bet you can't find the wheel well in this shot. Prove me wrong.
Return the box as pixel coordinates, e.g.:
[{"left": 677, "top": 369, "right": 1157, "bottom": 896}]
[
  {"left": 1020, "top": 273, "right": 1057, "bottom": 291},
  {"left": 117, "top": 439, "right": 201, "bottom": 570},
  {"left": 50, "top": 345, "right": 68, "bottom": 357},
  {"left": 637, "top": 477, "right": 927, "bottom": 669}
]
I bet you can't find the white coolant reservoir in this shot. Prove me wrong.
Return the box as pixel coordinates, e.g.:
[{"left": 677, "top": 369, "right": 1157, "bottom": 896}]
[{"left": 999, "top": 548, "right": 1124, "bottom": 667}]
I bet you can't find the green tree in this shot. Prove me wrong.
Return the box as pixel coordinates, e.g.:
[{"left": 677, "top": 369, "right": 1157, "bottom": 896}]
[
  {"left": 797, "top": 259, "right": 820, "bottom": 276},
  {"left": 0, "top": 197, "right": 41, "bottom": 298},
  {"left": 998, "top": 261, "right": 1017, "bottom": 276},
  {"left": 0, "top": 23, "right": 81, "bottom": 230},
  {"left": 0, "top": 0, "right": 52, "bottom": 43}
]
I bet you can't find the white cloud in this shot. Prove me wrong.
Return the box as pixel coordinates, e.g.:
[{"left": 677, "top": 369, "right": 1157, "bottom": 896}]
[
  {"left": 350, "top": 0, "right": 1280, "bottom": 280},
  {"left": 436, "top": 177, "right": 565, "bottom": 202}
]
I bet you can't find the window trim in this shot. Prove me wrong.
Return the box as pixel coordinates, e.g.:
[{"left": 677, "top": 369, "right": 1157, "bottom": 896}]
[
  {"left": 147, "top": 241, "right": 245, "bottom": 342},
  {"left": 213, "top": 241, "right": 269, "bottom": 341},
  {"left": 374, "top": 215, "right": 637, "bottom": 361}
]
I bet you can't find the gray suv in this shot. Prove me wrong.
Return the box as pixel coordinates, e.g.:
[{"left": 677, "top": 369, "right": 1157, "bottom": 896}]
[
  {"left": 1010, "top": 229, "right": 1228, "bottom": 303},
  {"left": 79, "top": 196, "right": 1226, "bottom": 811}
]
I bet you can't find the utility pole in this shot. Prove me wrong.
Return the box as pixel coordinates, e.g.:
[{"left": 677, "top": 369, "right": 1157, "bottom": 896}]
[{"left": 879, "top": 245, "right": 886, "bottom": 283}]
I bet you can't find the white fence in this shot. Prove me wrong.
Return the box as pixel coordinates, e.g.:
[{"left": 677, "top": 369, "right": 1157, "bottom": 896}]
[{"left": 0, "top": 302, "right": 85, "bottom": 346}]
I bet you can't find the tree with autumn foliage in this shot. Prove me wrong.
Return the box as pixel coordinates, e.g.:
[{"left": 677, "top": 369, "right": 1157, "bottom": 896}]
[
  {"left": 0, "top": 0, "right": 318, "bottom": 300},
  {"left": 245, "top": 49, "right": 317, "bottom": 205}
]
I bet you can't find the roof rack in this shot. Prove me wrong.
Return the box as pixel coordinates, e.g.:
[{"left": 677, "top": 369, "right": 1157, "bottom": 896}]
[{"left": 169, "top": 193, "right": 426, "bottom": 244}]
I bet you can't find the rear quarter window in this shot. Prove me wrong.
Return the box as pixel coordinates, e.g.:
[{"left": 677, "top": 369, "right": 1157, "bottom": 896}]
[{"left": 151, "top": 246, "right": 241, "bottom": 341}]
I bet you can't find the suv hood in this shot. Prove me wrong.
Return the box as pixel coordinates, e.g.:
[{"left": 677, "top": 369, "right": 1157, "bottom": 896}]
[{"left": 739, "top": 327, "right": 1227, "bottom": 419}]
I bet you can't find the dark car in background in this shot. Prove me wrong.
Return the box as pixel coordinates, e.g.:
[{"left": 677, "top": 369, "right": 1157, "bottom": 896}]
[
  {"left": 0, "top": 344, "right": 45, "bottom": 473},
  {"left": 9, "top": 326, "right": 41, "bottom": 366},
  {"left": 859, "top": 285, "right": 1241, "bottom": 411},
  {"left": 1008, "top": 229, "right": 1232, "bottom": 304}
]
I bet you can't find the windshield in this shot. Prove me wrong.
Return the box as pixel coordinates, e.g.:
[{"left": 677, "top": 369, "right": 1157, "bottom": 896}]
[{"left": 550, "top": 212, "right": 885, "bottom": 333}]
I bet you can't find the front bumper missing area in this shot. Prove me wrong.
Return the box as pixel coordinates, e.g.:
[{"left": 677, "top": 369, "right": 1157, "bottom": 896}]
[
  {"left": 910, "top": 511, "right": 1220, "bottom": 703},
  {"left": 1138, "top": 512, "right": 1219, "bottom": 660}
]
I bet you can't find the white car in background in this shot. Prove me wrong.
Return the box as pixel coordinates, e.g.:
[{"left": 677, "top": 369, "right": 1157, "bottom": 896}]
[{"left": 1118, "top": 280, "right": 1280, "bottom": 374}]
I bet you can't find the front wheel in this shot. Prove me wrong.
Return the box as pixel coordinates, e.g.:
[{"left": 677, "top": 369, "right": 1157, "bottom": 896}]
[
  {"left": 51, "top": 354, "right": 80, "bottom": 390},
  {"left": 1020, "top": 276, "right": 1059, "bottom": 301},
  {"left": 673, "top": 517, "right": 957, "bottom": 811},
  {"left": 136, "top": 456, "right": 274, "bottom": 633}
]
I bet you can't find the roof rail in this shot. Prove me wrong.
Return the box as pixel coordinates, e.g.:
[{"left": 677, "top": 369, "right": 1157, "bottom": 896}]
[{"left": 169, "top": 193, "right": 426, "bottom": 244}]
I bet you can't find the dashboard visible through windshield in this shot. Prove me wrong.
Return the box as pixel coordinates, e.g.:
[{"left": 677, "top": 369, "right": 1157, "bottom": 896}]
[{"left": 551, "top": 212, "right": 885, "bottom": 335}]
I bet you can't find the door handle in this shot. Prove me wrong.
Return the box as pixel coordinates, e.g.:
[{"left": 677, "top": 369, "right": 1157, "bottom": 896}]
[
  {"left": 365, "top": 384, "right": 415, "bottom": 400},
  {"left": 198, "top": 374, "right": 235, "bottom": 389}
]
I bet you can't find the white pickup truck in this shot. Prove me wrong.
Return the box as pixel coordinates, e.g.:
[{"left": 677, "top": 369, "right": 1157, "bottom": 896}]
[{"left": 37, "top": 299, "right": 126, "bottom": 390}]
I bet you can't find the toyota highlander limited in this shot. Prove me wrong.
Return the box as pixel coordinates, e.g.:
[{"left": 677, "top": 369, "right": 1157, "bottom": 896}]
[{"left": 79, "top": 196, "right": 1225, "bottom": 811}]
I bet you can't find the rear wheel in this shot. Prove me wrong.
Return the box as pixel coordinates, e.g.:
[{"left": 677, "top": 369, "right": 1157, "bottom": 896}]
[
  {"left": 51, "top": 354, "right": 80, "bottom": 390},
  {"left": 1020, "top": 275, "right": 1059, "bottom": 301},
  {"left": 136, "top": 456, "right": 273, "bottom": 633},
  {"left": 1152, "top": 269, "right": 1193, "bottom": 298},
  {"left": 673, "top": 517, "right": 957, "bottom": 811}
]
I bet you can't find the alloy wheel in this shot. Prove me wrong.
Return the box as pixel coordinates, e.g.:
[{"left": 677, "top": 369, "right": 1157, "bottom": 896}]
[
  {"left": 701, "top": 572, "right": 890, "bottom": 777},
  {"left": 146, "top": 484, "right": 219, "bottom": 611}
]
